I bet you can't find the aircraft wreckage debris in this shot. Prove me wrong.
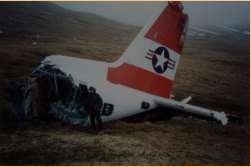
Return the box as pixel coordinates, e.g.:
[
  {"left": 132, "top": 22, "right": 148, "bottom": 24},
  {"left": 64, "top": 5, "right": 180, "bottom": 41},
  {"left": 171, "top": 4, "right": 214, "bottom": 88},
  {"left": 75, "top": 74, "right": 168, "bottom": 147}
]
[{"left": 23, "top": 1, "right": 243, "bottom": 127}]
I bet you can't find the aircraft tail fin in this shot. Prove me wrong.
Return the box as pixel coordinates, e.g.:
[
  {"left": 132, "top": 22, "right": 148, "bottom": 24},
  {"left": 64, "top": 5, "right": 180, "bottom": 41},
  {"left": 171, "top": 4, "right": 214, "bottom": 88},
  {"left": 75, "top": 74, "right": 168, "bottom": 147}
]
[{"left": 108, "top": 1, "right": 189, "bottom": 99}]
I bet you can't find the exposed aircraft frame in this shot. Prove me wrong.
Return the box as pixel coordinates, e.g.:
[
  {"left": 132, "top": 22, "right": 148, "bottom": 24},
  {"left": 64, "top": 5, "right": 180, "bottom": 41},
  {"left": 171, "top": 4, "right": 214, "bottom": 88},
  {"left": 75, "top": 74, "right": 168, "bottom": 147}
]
[{"left": 24, "top": 62, "right": 91, "bottom": 126}]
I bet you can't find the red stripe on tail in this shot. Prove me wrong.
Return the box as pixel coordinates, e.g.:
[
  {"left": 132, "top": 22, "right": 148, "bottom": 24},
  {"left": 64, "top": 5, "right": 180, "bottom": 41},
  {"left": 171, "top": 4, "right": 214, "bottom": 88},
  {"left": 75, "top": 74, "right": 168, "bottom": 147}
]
[
  {"left": 107, "top": 63, "right": 173, "bottom": 99},
  {"left": 168, "top": 62, "right": 174, "bottom": 66},
  {"left": 147, "top": 53, "right": 154, "bottom": 57},
  {"left": 144, "top": 2, "right": 188, "bottom": 55}
]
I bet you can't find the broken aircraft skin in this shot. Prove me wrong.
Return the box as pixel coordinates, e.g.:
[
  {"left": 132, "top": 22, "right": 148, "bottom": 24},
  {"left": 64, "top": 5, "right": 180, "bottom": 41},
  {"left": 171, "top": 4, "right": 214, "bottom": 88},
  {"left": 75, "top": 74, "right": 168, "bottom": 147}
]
[
  {"left": 24, "top": 64, "right": 93, "bottom": 126},
  {"left": 24, "top": 1, "right": 229, "bottom": 127}
]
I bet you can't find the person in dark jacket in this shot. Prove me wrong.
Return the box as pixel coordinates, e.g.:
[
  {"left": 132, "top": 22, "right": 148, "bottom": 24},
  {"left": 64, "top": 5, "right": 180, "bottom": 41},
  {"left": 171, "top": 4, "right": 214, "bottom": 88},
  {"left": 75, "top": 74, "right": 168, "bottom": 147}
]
[
  {"left": 87, "top": 87, "right": 104, "bottom": 134},
  {"left": 4, "top": 79, "right": 24, "bottom": 120}
]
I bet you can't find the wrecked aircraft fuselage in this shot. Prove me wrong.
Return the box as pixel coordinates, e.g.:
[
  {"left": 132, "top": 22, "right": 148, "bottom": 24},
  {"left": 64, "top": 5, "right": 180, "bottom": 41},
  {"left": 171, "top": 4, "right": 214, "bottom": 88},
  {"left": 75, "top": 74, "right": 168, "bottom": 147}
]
[
  {"left": 23, "top": 2, "right": 235, "bottom": 126},
  {"left": 24, "top": 62, "right": 91, "bottom": 126}
]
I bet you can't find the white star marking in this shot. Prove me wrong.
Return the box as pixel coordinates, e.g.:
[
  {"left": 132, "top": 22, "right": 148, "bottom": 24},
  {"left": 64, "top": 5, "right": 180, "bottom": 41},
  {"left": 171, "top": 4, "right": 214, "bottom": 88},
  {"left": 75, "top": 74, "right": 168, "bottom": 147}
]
[{"left": 154, "top": 49, "right": 168, "bottom": 71}]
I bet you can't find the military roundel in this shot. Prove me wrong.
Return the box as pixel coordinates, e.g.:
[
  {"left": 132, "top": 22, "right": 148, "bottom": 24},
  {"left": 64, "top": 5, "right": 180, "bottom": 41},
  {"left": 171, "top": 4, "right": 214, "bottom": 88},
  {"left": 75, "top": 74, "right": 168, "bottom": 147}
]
[{"left": 145, "top": 47, "right": 175, "bottom": 74}]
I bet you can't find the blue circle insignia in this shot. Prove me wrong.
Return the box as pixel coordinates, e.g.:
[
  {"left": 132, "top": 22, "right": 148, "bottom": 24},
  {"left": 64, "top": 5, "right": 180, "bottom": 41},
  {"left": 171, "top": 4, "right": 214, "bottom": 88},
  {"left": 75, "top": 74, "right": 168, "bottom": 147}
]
[{"left": 152, "top": 47, "right": 170, "bottom": 74}]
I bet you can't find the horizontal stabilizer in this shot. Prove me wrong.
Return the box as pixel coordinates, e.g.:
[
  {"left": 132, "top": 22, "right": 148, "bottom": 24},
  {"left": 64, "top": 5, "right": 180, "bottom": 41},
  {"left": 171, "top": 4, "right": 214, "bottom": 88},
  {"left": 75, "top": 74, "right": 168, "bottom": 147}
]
[
  {"left": 155, "top": 97, "right": 228, "bottom": 125},
  {"left": 180, "top": 94, "right": 194, "bottom": 104},
  {"left": 213, "top": 112, "right": 228, "bottom": 125}
]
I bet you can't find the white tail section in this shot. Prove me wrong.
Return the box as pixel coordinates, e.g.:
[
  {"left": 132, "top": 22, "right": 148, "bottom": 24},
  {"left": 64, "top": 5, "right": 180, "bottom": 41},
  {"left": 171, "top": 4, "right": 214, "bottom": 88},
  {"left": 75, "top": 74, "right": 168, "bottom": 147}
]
[{"left": 107, "top": 1, "right": 189, "bottom": 99}]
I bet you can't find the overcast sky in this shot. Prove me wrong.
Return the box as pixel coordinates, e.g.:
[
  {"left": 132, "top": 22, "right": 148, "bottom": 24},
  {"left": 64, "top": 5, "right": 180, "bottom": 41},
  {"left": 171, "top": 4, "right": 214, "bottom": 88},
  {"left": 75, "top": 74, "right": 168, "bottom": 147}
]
[{"left": 52, "top": 1, "right": 250, "bottom": 28}]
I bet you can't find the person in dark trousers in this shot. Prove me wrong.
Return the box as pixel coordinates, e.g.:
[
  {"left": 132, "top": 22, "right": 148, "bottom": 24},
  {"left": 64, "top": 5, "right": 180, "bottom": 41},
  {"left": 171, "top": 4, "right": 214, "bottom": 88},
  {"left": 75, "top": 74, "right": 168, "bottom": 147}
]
[
  {"left": 4, "top": 79, "right": 24, "bottom": 120},
  {"left": 87, "top": 87, "right": 104, "bottom": 134}
]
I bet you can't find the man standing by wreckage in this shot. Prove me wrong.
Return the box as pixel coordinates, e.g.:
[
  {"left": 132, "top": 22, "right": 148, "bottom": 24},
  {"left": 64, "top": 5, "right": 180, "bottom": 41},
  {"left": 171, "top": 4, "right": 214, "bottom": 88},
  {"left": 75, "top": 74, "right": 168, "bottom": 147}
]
[
  {"left": 4, "top": 79, "right": 24, "bottom": 120},
  {"left": 88, "top": 87, "right": 104, "bottom": 135}
]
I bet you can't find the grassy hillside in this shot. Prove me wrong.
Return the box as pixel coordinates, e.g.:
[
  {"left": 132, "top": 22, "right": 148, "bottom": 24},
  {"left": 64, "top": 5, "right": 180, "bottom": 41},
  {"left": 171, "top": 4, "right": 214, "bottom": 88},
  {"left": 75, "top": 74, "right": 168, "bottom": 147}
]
[
  {"left": 0, "top": 1, "right": 139, "bottom": 39},
  {"left": 0, "top": 1, "right": 250, "bottom": 166},
  {"left": 0, "top": 1, "right": 140, "bottom": 101}
]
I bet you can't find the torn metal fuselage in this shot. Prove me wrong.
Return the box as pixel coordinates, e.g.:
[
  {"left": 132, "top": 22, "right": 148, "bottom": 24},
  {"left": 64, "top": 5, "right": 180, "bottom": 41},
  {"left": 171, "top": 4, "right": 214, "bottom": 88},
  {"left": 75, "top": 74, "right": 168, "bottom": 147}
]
[{"left": 24, "top": 62, "right": 91, "bottom": 126}]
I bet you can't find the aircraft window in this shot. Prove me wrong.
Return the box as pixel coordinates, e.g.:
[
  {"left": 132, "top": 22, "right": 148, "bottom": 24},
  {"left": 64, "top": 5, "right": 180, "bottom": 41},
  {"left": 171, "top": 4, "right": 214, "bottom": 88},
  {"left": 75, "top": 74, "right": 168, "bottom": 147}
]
[
  {"left": 101, "top": 103, "right": 114, "bottom": 116},
  {"left": 141, "top": 102, "right": 150, "bottom": 109}
]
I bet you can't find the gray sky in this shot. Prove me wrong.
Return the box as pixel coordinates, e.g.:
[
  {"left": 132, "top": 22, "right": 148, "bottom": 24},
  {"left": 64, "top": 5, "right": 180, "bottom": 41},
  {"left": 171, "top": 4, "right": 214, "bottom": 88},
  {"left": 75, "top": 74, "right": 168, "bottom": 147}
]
[{"left": 52, "top": 1, "right": 250, "bottom": 28}]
